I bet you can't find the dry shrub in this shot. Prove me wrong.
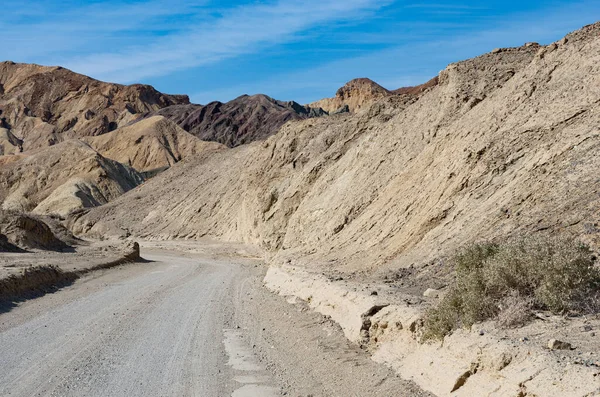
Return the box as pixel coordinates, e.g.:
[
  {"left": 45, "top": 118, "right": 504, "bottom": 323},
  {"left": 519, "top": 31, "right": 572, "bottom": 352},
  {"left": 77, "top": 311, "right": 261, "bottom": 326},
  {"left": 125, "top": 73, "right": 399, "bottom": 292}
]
[
  {"left": 496, "top": 292, "right": 533, "bottom": 329},
  {"left": 422, "top": 235, "right": 600, "bottom": 340}
]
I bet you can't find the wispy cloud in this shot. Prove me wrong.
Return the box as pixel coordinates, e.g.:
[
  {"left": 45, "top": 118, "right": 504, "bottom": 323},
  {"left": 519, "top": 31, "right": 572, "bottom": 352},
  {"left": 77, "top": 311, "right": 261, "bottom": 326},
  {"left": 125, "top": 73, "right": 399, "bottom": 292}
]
[
  {"left": 189, "top": 0, "right": 600, "bottom": 104},
  {"left": 1, "top": 0, "right": 389, "bottom": 83},
  {"left": 0, "top": 0, "right": 204, "bottom": 61},
  {"left": 402, "top": 3, "right": 488, "bottom": 10}
]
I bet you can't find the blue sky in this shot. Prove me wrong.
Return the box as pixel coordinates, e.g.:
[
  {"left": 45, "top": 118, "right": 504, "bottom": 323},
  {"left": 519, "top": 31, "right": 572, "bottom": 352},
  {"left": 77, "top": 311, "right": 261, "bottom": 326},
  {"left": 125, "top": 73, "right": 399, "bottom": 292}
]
[{"left": 1, "top": 1, "right": 599, "bottom": 104}]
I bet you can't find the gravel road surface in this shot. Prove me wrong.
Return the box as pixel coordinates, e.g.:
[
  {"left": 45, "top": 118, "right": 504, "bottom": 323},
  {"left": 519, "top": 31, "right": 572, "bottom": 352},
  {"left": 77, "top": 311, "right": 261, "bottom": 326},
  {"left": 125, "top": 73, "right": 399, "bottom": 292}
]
[{"left": 0, "top": 247, "right": 431, "bottom": 397}]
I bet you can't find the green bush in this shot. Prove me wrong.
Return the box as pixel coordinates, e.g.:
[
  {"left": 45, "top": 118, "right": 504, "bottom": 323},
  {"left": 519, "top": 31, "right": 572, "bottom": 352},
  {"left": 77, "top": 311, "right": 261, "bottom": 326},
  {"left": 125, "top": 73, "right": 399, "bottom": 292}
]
[{"left": 422, "top": 236, "right": 600, "bottom": 341}]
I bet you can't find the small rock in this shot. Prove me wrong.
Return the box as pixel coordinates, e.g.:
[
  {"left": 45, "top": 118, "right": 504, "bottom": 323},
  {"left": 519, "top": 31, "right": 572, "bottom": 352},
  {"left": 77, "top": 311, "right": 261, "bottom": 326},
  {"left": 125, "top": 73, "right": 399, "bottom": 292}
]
[
  {"left": 520, "top": 337, "right": 529, "bottom": 342},
  {"left": 548, "top": 339, "right": 572, "bottom": 350},
  {"left": 423, "top": 288, "right": 440, "bottom": 298},
  {"left": 492, "top": 48, "right": 502, "bottom": 54},
  {"left": 559, "top": 37, "right": 568, "bottom": 45},
  {"left": 582, "top": 325, "right": 593, "bottom": 332},
  {"left": 479, "top": 330, "right": 485, "bottom": 336},
  {"left": 370, "top": 291, "right": 378, "bottom": 296}
]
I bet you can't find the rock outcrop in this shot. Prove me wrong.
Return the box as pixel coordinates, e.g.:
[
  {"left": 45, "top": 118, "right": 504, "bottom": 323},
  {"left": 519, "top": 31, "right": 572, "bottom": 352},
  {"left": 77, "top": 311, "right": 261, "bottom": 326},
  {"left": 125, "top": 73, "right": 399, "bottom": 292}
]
[
  {"left": 0, "top": 61, "right": 189, "bottom": 152},
  {"left": 154, "top": 94, "right": 326, "bottom": 147},
  {"left": 0, "top": 211, "right": 68, "bottom": 251},
  {"left": 74, "top": 23, "right": 600, "bottom": 274},
  {"left": 0, "top": 233, "right": 22, "bottom": 252}
]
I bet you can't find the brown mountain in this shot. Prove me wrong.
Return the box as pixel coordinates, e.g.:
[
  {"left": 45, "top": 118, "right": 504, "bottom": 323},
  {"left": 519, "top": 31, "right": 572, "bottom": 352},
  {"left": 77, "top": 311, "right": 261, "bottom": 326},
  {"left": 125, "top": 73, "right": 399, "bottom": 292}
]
[
  {"left": 309, "top": 76, "right": 439, "bottom": 114},
  {"left": 0, "top": 61, "right": 189, "bottom": 152},
  {"left": 309, "top": 78, "right": 392, "bottom": 114},
  {"left": 154, "top": 94, "right": 326, "bottom": 147},
  {"left": 392, "top": 76, "right": 439, "bottom": 96}
]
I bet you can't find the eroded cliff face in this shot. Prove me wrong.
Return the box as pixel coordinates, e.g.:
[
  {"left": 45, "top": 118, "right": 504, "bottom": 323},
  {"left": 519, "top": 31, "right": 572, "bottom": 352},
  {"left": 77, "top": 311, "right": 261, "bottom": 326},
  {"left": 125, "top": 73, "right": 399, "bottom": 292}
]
[
  {"left": 75, "top": 24, "right": 600, "bottom": 273},
  {"left": 0, "top": 62, "right": 189, "bottom": 152}
]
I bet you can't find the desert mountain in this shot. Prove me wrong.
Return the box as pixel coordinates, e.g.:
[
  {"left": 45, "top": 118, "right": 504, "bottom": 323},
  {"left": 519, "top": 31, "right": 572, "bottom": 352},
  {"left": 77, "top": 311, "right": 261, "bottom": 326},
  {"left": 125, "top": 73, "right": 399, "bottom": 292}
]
[
  {"left": 309, "top": 77, "right": 439, "bottom": 114},
  {"left": 84, "top": 115, "right": 224, "bottom": 173},
  {"left": 73, "top": 23, "right": 600, "bottom": 274},
  {"left": 309, "top": 78, "right": 393, "bottom": 113},
  {"left": 0, "top": 61, "right": 189, "bottom": 152},
  {"left": 154, "top": 94, "right": 326, "bottom": 147},
  {"left": 0, "top": 140, "right": 143, "bottom": 217}
]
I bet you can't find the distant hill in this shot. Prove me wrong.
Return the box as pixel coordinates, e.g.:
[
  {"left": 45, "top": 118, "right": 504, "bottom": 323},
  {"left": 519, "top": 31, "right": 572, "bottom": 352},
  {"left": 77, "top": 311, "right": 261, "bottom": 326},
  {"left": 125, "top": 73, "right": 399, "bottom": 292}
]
[
  {"left": 309, "top": 76, "right": 439, "bottom": 114},
  {"left": 0, "top": 61, "right": 189, "bottom": 152},
  {"left": 154, "top": 94, "right": 326, "bottom": 148},
  {"left": 0, "top": 140, "right": 143, "bottom": 217},
  {"left": 84, "top": 116, "right": 224, "bottom": 173}
]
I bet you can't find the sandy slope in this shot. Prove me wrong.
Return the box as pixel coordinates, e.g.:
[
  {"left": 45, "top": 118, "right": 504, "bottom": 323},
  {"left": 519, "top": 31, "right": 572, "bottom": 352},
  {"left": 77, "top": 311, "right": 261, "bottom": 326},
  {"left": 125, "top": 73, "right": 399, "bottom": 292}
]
[
  {"left": 76, "top": 23, "right": 600, "bottom": 275},
  {"left": 84, "top": 116, "right": 224, "bottom": 173}
]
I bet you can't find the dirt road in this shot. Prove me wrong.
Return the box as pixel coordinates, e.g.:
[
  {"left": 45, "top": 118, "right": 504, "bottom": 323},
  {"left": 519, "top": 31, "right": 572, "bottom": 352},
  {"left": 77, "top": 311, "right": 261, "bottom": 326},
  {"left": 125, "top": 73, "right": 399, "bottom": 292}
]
[{"left": 0, "top": 247, "right": 430, "bottom": 397}]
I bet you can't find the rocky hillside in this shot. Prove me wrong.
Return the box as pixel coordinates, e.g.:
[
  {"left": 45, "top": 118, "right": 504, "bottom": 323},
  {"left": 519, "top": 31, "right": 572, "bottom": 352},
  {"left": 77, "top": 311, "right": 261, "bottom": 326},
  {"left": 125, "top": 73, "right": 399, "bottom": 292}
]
[
  {"left": 154, "top": 94, "right": 326, "bottom": 147},
  {"left": 0, "top": 140, "right": 143, "bottom": 217},
  {"left": 84, "top": 116, "right": 224, "bottom": 173},
  {"left": 73, "top": 23, "right": 600, "bottom": 274},
  {"left": 0, "top": 61, "right": 189, "bottom": 152}
]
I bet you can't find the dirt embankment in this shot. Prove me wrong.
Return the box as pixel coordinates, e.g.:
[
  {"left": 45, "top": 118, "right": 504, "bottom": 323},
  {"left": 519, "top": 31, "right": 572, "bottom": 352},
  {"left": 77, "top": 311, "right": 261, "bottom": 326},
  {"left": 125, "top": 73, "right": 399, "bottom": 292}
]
[
  {"left": 0, "top": 210, "right": 141, "bottom": 303},
  {"left": 264, "top": 265, "right": 600, "bottom": 397},
  {"left": 0, "top": 240, "right": 141, "bottom": 303}
]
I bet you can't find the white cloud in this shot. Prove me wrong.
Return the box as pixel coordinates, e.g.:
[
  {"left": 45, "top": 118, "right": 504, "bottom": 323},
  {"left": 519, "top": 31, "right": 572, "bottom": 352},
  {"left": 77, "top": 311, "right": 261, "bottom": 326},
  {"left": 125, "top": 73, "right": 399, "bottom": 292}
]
[{"left": 1, "top": 0, "right": 389, "bottom": 83}]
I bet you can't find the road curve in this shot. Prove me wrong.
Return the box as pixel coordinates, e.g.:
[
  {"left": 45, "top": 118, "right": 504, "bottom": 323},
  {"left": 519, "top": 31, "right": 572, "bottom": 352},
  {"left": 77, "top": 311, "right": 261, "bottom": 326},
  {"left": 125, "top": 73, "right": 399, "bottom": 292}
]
[
  {"left": 0, "top": 247, "right": 432, "bottom": 397},
  {"left": 0, "top": 251, "right": 271, "bottom": 397}
]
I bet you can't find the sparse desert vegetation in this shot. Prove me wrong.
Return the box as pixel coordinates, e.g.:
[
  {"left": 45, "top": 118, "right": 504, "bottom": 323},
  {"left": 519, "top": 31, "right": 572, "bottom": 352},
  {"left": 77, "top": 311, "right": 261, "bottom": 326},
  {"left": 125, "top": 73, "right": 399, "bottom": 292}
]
[{"left": 423, "top": 236, "right": 600, "bottom": 340}]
